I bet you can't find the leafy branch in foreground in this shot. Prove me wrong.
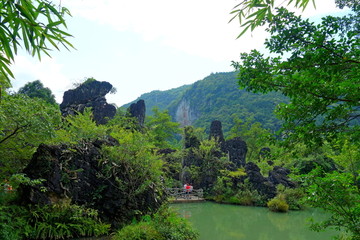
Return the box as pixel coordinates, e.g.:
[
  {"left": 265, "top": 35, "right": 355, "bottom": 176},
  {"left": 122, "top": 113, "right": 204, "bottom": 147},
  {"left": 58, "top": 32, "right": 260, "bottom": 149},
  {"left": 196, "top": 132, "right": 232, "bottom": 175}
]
[
  {"left": 232, "top": 7, "right": 360, "bottom": 146},
  {"left": 229, "top": 0, "right": 316, "bottom": 38},
  {"left": 230, "top": 0, "right": 359, "bottom": 37},
  {"left": 0, "top": 0, "right": 74, "bottom": 84},
  {"left": 300, "top": 168, "right": 360, "bottom": 239}
]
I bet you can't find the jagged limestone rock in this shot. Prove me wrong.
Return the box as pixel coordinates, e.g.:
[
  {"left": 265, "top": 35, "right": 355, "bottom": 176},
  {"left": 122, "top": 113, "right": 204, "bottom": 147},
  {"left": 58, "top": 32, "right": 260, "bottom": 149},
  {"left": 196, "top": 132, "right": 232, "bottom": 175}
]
[
  {"left": 223, "top": 137, "right": 248, "bottom": 167},
  {"left": 60, "top": 80, "right": 116, "bottom": 125},
  {"left": 245, "top": 162, "right": 276, "bottom": 199},
  {"left": 268, "top": 166, "right": 296, "bottom": 188},
  {"left": 128, "top": 99, "right": 146, "bottom": 127},
  {"left": 21, "top": 139, "right": 164, "bottom": 226},
  {"left": 209, "top": 120, "right": 225, "bottom": 144}
]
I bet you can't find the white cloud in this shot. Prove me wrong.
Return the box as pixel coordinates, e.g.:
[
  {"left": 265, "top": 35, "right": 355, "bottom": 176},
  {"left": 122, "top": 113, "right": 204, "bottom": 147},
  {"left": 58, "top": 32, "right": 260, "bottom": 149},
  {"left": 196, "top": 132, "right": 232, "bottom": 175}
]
[
  {"left": 63, "top": 0, "right": 269, "bottom": 61},
  {"left": 12, "top": 55, "right": 72, "bottom": 103},
  {"left": 62, "top": 0, "right": 346, "bottom": 62},
  {"left": 10, "top": 0, "right": 350, "bottom": 106}
]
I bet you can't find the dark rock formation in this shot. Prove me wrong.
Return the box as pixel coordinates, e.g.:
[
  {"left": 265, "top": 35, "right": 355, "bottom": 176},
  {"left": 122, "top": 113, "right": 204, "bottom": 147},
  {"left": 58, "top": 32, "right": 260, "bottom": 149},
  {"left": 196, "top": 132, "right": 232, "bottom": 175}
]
[
  {"left": 208, "top": 120, "right": 226, "bottom": 158},
  {"left": 223, "top": 137, "right": 248, "bottom": 167},
  {"left": 60, "top": 80, "right": 116, "bottom": 125},
  {"left": 268, "top": 166, "right": 296, "bottom": 188},
  {"left": 245, "top": 162, "right": 276, "bottom": 199},
  {"left": 184, "top": 126, "right": 200, "bottom": 149},
  {"left": 209, "top": 120, "right": 225, "bottom": 145},
  {"left": 21, "top": 139, "right": 163, "bottom": 226},
  {"left": 128, "top": 99, "right": 146, "bottom": 127},
  {"left": 157, "top": 148, "right": 176, "bottom": 155}
]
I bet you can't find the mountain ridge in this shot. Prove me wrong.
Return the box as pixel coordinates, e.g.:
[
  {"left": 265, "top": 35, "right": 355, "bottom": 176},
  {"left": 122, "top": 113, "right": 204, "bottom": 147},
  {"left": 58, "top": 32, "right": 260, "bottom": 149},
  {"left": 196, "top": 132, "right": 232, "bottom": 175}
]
[{"left": 122, "top": 72, "right": 287, "bottom": 135}]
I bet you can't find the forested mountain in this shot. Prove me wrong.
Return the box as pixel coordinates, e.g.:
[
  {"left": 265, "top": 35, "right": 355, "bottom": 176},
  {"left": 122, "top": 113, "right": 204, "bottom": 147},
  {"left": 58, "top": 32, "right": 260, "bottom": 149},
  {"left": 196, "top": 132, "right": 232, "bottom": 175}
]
[{"left": 122, "top": 72, "right": 288, "bottom": 135}]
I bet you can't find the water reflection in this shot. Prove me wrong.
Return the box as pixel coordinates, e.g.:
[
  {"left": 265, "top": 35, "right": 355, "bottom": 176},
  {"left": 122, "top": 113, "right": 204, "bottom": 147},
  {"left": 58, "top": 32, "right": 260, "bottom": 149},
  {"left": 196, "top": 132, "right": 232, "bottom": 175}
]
[{"left": 172, "top": 202, "right": 336, "bottom": 240}]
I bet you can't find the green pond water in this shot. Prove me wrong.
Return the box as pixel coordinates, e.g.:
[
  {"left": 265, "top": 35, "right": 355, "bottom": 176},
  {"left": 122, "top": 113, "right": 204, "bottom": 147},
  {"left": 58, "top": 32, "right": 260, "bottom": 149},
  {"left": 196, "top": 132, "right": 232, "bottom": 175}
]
[{"left": 171, "top": 202, "right": 337, "bottom": 240}]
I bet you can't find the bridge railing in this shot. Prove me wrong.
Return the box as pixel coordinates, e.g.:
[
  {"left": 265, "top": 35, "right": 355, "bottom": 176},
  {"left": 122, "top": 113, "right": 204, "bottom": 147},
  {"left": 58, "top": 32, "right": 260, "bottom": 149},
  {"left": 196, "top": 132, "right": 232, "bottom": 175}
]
[{"left": 166, "top": 188, "right": 203, "bottom": 200}]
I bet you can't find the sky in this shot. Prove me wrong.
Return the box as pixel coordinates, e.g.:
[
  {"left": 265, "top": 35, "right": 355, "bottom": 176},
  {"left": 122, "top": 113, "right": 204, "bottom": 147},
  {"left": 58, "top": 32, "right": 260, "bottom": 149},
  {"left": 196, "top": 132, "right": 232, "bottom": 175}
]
[{"left": 10, "top": 0, "right": 347, "bottom": 107}]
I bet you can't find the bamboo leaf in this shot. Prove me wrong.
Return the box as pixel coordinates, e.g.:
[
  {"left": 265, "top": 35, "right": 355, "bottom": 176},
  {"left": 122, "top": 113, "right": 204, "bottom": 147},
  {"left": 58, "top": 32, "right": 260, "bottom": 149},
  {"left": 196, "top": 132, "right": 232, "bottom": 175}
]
[
  {"left": 20, "top": 22, "right": 30, "bottom": 51},
  {"left": 236, "top": 25, "right": 251, "bottom": 39},
  {"left": 229, "top": 13, "right": 240, "bottom": 24},
  {"left": 47, "top": 20, "right": 63, "bottom": 28},
  {"left": 0, "top": 57, "right": 14, "bottom": 79},
  {"left": 50, "top": 27, "right": 73, "bottom": 37},
  {"left": 0, "top": 37, "right": 14, "bottom": 61},
  {"left": 15, "top": 4, "right": 34, "bottom": 23}
]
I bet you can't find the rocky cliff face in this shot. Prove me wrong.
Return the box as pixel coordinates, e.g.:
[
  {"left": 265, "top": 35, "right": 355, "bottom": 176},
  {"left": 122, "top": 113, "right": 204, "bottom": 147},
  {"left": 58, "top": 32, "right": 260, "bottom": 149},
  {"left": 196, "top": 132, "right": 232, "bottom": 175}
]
[
  {"left": 21, "top": 139, "right": 164, "bottom": 226},
  {"left": 178, "top": 120, "right": 295, "bottom": 198},
  {"left": 60, "top": 80, "right": 116, "bottom": 125},
  {"left": 175, "top": 99, "right": 199, "bottom": 127}
]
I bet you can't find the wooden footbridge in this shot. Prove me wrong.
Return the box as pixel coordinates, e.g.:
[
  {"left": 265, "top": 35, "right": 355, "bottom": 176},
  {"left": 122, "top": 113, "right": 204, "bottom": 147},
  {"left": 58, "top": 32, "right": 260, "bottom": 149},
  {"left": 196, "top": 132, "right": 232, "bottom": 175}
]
[{"left": 166, "top": 188, "right": 205, "bottom": 203}]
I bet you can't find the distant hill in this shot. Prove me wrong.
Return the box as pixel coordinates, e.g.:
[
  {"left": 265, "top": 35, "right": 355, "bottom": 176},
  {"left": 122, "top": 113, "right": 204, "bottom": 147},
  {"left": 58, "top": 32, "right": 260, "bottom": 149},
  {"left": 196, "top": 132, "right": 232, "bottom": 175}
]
[{"left": 122, "top": 72, "right": 288, "bottom": 135}]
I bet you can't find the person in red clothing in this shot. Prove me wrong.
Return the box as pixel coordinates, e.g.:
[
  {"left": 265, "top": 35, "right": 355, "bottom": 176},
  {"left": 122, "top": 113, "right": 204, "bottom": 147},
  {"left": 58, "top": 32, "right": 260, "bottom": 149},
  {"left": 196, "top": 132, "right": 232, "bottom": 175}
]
[
  {"left": 182, "top": 183, "right": 189, "bottom": 199},
  {"left": 185, "top": 183, "right": 193, "bottom": 199},
  {"left": 3, "top": 179, "right": 13, "bottom": 193}
]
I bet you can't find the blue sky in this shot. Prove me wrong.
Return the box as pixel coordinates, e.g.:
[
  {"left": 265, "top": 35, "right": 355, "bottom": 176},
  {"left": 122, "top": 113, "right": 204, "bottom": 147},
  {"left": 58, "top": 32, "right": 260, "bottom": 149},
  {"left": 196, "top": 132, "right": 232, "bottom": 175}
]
[{"left": 10, "top": 0, "right": 347, "bottom": 106}]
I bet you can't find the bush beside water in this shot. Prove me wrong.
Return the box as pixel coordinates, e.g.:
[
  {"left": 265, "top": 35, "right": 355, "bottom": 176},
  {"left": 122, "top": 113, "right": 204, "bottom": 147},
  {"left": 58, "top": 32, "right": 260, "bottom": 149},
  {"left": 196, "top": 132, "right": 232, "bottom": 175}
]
[
  {"left": 113, "top": 206, "right": 199, "bottom": 240},
  {"left": 267, "top": 194, "right": 289, "bottom": 212}
]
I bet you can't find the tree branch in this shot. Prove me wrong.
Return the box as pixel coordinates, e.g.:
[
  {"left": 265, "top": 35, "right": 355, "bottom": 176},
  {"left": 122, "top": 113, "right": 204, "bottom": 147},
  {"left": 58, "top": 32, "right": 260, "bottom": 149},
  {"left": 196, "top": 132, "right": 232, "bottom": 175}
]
[{"left": 0, "top": 124, "right": 29, "bottom": 145}]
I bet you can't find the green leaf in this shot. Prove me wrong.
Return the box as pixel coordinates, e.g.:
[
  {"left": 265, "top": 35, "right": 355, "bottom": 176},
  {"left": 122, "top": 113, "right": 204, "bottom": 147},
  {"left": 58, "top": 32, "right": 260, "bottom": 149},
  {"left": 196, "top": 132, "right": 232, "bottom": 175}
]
[
  {"left": 236, "top": 24, "right": 251, "bottom": 38},
  {"left": 15, "top": 4, "right": 34, "bottom": 23},
  {"left": 0, "top": 56, "right": 14, "bottom": 78}
]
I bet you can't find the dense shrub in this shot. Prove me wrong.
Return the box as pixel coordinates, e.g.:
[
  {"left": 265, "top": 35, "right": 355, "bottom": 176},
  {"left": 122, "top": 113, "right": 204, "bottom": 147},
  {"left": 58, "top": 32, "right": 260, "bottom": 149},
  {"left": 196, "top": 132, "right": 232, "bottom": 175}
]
[
  {"left": 0, "top": 201, "right": 110, "bottom": 240},
  {"left": 0, "top": 205, "right": 29, "bottom": 240},
  {"left": 26, "top": 202, "right": 111, "bottom": 240},
  {"left": 267, "top": 194, "right": 289, "bottom": 212},
  {"left": 279, "top": 186, "right": 305, "bottom": 210},
  {"left": 227, "top": 196, "right": 242, "bottom": 204},
  {"left": 112, "top": 222, "right": 162, "bottom": 240},
  {"left": 113, "top": 206, "right": 199, "bottom": 240},
  {"left": 236, "top": 189, "right": 265, "bottom": 206},
  {"left": 212, "top": 176, "right": 266, "bottom": 206}
]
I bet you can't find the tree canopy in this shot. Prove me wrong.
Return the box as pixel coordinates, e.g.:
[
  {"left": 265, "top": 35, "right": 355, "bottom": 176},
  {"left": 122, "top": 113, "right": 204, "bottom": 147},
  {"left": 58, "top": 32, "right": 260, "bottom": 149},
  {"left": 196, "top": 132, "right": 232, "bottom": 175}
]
[
  {"left": 232, "top": 7, "right": 360, "bottom": 146},
  {"left": 146, "top": 107, "right": 181, "bottom": 149},
  {"left": 18, "top": 80, "right": 56, "bottom": 105},
  {"left": 0, "top": 94, "right": 61, "bottom": 176},
  {"left": 232, "top": 5, "right": 360, "bottom": 238}
]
